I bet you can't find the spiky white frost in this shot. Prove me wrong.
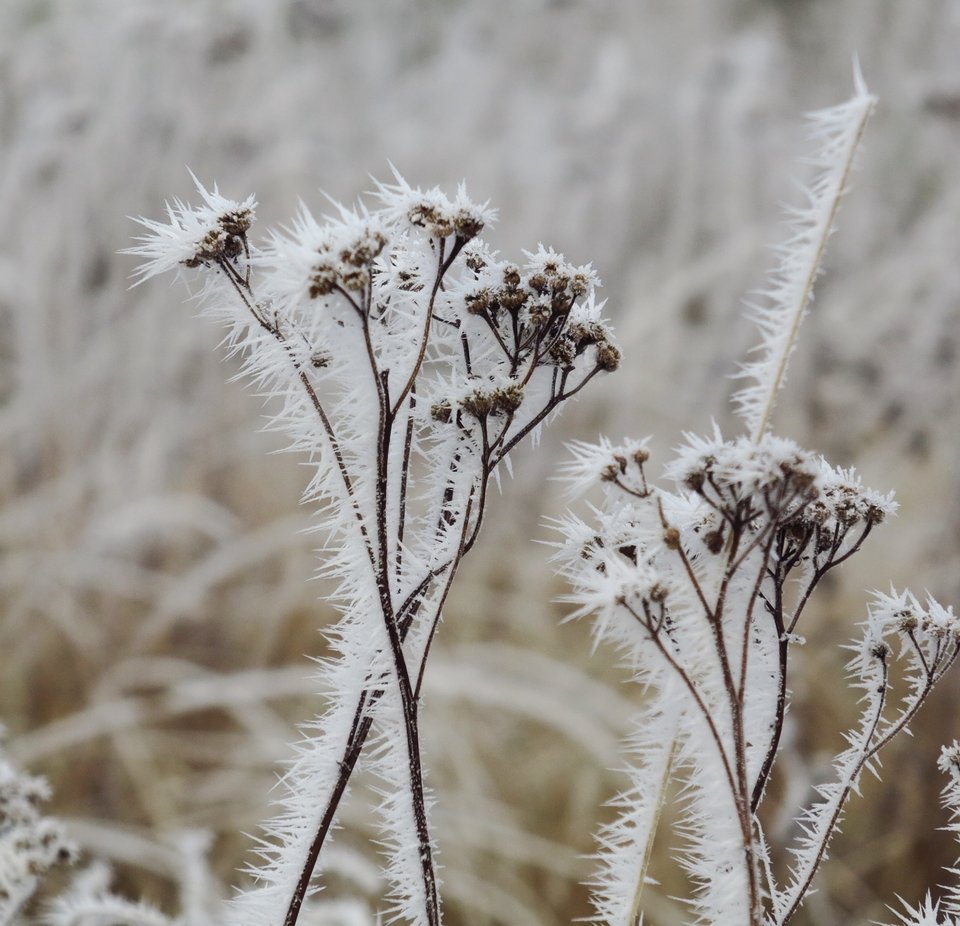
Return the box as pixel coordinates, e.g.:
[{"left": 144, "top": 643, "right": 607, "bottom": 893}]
[
  {"left": 128, "top": 172, "right": 617, "bottom": 926},
  {"left": 733, "top": 70, "right": 876, "bottom": 440}
]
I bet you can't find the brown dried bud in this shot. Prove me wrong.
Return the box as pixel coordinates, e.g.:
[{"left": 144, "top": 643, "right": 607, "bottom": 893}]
[
  {"left": 571, "top": 272, "right": 589, "bottom": 296},
  {"left": 492, "top": 383, "right": 524, "bottom": 415},
  {"left": 454, "top": 208, "right": 485, "bottom": 240},
  {"left": 663, "top": 527, "right": 681, "bottom": 550},
  {"left": 340, "top": 231, "right": 386, "bottom": 268},
  {"left": 499, "top": 288, "right": 528, "bottom": 312},
  {"left": 461, "top": 391, "right": 494, "bottom": 418},
  {"left": 871, "top": 642, "right": 891, "bottom": 660},
  {"left": 684, "top": 470, "right": 706, "bottom": 492},
  {"left": 896, "top": 611, "right": 919, "bottom": 633},
  {"left": 648, "top": 583, "right": 668, "bottom": 603},
  {"left": 309, "top": 263, "right": 338, "bottom": 298},
  {"left": 222, "top": 235, "right": 243, "bottom": 260},
  {"left": 341, "top": 268, "right": 369, "bottom": 292},
  {"left": 219, "top": 208, "right": 253, "bottom": 236},
  {"left": 596, "top": 343, "right": 621, "bottom": 372},
  {"left": 569, "top": 323, "right": 603, "bottom": 350},
  {"left": 528, "top": 303, "right": 551, "bottom": 326},
  {"left": 409, "top": 202, "right": 453, "bottom": 237},
  {"left": 528, "top": 272, "right": 548, "bottom": 295},
  {"left": 704, "top": 529, "right": 725, "bottom": 554},
  {"left": 466, "top": 290, "right": 491, "bottom": 315},
  {"left": 601, "top": 463, "right": 620, "bottom": 482},
  {"left": 549, "top": 337, "right": 576, "bottom": 368},
  {"left": 633, "top": 448, "right": 650, "bottom": 466},
  {"left": 503, "top": 266, "right": 521, "bottom": 288}
]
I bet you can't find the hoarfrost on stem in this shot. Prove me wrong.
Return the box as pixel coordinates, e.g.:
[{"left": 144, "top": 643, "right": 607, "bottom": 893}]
[
  {"left": 127, "top": 171, "right": 618, "bottom": 926},
  {"left": 554, "top": 77, "right": 959, "bottom": 926}
]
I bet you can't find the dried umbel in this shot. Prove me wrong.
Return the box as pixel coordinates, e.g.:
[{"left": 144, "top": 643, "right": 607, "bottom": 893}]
[{"left": 127, "top": 173, "right": 617, "bottom": 926}]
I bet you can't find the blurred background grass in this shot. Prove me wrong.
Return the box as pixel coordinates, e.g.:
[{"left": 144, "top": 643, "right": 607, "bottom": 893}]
[{"left": 1, "top": 1, "right": 959, "bottom": 923}]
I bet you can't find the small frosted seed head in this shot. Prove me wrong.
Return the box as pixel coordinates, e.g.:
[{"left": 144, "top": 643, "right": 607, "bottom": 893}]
[
  {"left": 648, "top": 583, "right": 668, "bottom": 603},
  {"left": 549, "top": 337, "right": 576, "bottom": 368},
  {"left": 341, "top": 268, "right": 369, "bottom": 292},
  {"left": 491, "top": 383, "right": 524, "bottom": 415},
  {"left": 663, "top": 527, "right": 681, "bottom": 550},
  {"left": 461, "top": 391, "right": 494, "bottom": 418},
  {"left": 409, "top": 202, "right": 454, "bottom": 237},
  {"left": 499, "top": 288, "right": 528, "bottom": 312},
  {"left": 527, "top": 301, "right": 551, "bottom": 325},
  {"left": 571, "top": 272, "right": 589, "bottom": 296},
  {"left": 896, "top": 610, "right": 918, "bottom": 633},
  {"left": 465, "top": 252, "right": 487, "bottom": 272},
  {"left": 871, "top": 641, "right": 891, "bottom": 660},
  {"left": 466, "top": 290, "right": 491, "bottom": 315},
  {"left": 600, "top": 463, "right": 620, "bottom": 482},
  {"left": 704, "top": 529, "right": 725, "bottom": 554},
  {"left": 596, "top": 343, "right": 621, "bottom": 372},
  {"left": 219, "top": 208, "right": 253, "bottom": 237},
  {"left": 309, "top": 263, "right": 338, "bottom": 298},
  {"left": 454, "top": 208, "right": 485, "bottom": 241},
  {"left": 503, "top": 265, "right": 521, "bottom": 288},
  {"left": 340, "top": 232, "right": 385, "bottom": 268},
  {"left": 528, "top": 272, "right": 548, "bottom": 295}
]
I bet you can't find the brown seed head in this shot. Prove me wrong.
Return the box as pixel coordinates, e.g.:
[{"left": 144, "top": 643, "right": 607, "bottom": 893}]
[{"left": 663, "top": 527, "right": 681, "bottom": 550}]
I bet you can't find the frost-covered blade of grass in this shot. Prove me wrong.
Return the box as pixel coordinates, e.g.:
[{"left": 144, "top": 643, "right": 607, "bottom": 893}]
[{"left": 734, "top": 69, "right": 876, "bottom": 440}]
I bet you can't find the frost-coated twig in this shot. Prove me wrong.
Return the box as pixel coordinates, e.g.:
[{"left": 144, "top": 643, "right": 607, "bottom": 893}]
[{"left": 127, "top": 175, "right": 617, "bottom": 926}]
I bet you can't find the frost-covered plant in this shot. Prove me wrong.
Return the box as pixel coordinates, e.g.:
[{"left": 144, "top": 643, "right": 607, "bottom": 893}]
[
  {"left": 0, "top": 733, "right": 74, "bottom": 925},
  {"left": 555, "top": 77, "right": 960, "bottom": 925},
  {"left": 126, "top": 174, "right": 617, "bottom": 926}
]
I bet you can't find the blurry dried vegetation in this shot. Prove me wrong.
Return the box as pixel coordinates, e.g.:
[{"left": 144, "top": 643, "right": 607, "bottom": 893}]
[{"left": 1, "top": 0, "right": 959, "bottom": 923}]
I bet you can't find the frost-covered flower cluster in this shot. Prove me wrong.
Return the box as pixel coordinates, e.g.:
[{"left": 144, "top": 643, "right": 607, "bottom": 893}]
[
  {"left": 554, "top": 80, "right": 960, "bottom": 926},
  {"left": 128, "top": 172, "right": 617, "bottom": 926},
  {"left": 0, "top": 742, "right": 74, "bottom": 924},
  {"left": 556, "top": 427, "right": 956, "bottom": 925}
]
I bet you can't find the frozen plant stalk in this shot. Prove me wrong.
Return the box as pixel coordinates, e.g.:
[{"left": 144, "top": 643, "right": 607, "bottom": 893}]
[
  {"left": 556, "top": 79, "right": 960, "bottom": 926},
  {"left": 734, "top": 64, "right": 875, "bottom": 440},
  {"left": 127, "top": 174, "right": 618, "bottom": 926}
]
